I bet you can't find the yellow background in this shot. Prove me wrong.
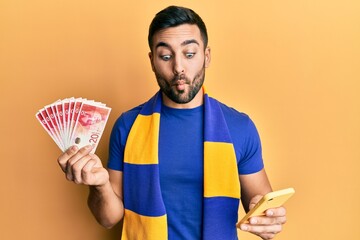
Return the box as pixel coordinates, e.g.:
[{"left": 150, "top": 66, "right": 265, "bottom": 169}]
[{"left": 1, "top": 0, "right": 359, "bottom": 239}]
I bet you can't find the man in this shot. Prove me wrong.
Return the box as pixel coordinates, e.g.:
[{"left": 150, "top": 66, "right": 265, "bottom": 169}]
[{"left": 57, "top": 6, "right": 287, "bottom": 240}]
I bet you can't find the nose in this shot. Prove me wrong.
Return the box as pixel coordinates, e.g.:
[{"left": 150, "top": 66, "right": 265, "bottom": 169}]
[{"left": 173, "top": 55, "right": 184, "bottom": 75}]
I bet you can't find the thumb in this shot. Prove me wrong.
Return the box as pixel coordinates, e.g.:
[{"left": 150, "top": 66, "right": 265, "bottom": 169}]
[{"left": 82, "top": 160, "right": 109, "bottom": 186}]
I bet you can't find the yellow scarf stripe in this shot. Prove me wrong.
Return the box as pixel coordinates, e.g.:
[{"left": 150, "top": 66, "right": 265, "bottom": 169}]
[
  {"left": 124, "top": 113, "right": 160, "bottom": 165},
  {"left": 122, "top": 209, "right": 168, "bottom": 240},
  {"left": 204, "top": 141, "right": 241, "bottom": 198}
]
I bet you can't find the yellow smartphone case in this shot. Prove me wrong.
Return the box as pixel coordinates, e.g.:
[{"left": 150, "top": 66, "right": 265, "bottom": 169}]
[{"left": 237, "top": 187, "right": 295, "bottom": 226}]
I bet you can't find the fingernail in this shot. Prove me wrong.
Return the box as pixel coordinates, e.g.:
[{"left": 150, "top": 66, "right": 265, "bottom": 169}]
[
  {"left": 240, "top": 225, "right": 248, "bottom": 231},
  {"left": 267, "top": 210, "right": 274, "bottom": 216},
  {"left": 250, "top": 218, "right": 257, "bottom": 224},
  {"left": 71, "top": 145, "right": 78, "bottom": 151}
]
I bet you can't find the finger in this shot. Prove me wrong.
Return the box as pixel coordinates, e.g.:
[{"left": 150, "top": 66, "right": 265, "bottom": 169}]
[
  {"left": 82, "top": 159, "right": 109, "bottom": 186},
  {"left": 65, "top": 161, "right": 74, "bottom": 182},
  {"left": 240, "top": 223, "right": 283, "bottom": 235},
  {"left": 87, "top": 153, "right": 102, "bottom": 168},
  {"left": 249, "top": 215, "right": 287, "bottom": 225},
  {"left": 81, "top": 159, "right": 100, "bottom": 185},
  {"left": 65, "top": 145, "right": 93, "bottom": 181},
  {"left": 249, "top": 195, "right": 263, "bottom": 210},
  {"left": 67, "top": 145, "right": 94, "bottom": 166},
  {"left": 57, "top": 145, "right": 79, "bottom": 172},
  {"left": 266, "top": 206, "right": 287, "bottom": 218},
  {"left": 72, "top": 155, "right": 94, "bottom": 184},
  {"left": 257, "top": 232, "right": 276, "bottom": 240}
]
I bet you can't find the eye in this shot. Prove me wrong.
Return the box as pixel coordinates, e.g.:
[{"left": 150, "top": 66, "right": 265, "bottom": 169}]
[
  {"left": 160, "top": 55, "right": 172, "bottom": 61},
  {"left": 185, "top": 53, "right": 195, "bottom": 59}
]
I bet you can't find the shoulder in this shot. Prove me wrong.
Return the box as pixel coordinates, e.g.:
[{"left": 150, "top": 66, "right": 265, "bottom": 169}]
[
  {"left": 217, "top": 101, "right": 254, "bottom": 129},
  {"left": 216, "top": 100, "right": 260, "bottom": 145}
]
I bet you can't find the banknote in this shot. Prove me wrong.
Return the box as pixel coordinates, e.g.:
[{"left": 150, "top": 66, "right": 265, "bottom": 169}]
[
  {"left": 69, "top": 101, "right": 111, "bottom": 153},
  {"left": 45, "top": 104, "right": 64, "bottom": 149},
  {"left": 54, "top": 101, "right": 65, "bottom": 141},
  {"left": 61, "top": 98, "right": 72, "bottom": 146},
  {"left": 35, "top": 98, "right": 111, "bottom": 153},
  {"left": 68, "top": 98, "right": 84, "bottom": 147},
  {"left": 36, "top": 111, "right": 64, "bottom": 150}
]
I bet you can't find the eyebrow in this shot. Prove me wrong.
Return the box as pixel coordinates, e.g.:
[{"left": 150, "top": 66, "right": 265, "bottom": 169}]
[
  {"left": 181, "top": 39, "right": 200, "bottom": 46},
  {"left": 155, "top": 39, "right": 200, "bottom": 50}
]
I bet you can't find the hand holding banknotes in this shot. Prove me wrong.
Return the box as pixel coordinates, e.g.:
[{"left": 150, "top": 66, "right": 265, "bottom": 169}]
[
  {"left": 36, "top": 98, "right": 112, "bottom": 186},
  {"left": 57, "top": 145, "right": 109, "bottom": 186},
  {"left": 37, "top": 97, "right": 124, "bottom": 228}
]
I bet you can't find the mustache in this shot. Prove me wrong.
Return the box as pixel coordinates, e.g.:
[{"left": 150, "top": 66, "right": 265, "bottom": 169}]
[{"left": 171, "top": 74, "right": 190, "bottom": 84}]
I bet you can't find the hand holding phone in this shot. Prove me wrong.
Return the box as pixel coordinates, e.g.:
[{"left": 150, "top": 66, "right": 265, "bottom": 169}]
[{"left": 237, "top": 188, "right": 295, "bottom": 227}]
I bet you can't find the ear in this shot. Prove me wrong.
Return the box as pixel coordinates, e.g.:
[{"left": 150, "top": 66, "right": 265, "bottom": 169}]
[
  {"left": 148, "top": 52, "right": 155, "bottom": 72},
  {"left": 204, "top": 46, "right": 211, "bottom": 68}
]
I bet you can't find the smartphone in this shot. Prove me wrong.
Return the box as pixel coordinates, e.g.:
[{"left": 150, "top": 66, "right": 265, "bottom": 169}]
[{"left": 237, "top": 188, "right": 295, "bottom": 226}]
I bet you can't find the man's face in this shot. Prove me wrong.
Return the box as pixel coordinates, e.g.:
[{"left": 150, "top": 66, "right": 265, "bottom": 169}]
[{"left": 149, "top": 24, "right": 211, "bottom": 108}]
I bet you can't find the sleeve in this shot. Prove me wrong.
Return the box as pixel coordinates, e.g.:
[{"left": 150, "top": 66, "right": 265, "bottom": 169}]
[
  {"left": 107, "top": 116, "right": 126, "bottom": 171},
  {"left": 107, "top": 106, "right": 142, "bottom": 171},
  {"left": 236, "top": 117, "right": 264, "bottom": 175},
  {"left": 221, "top": 104, "right": 264, "bottom": 175}
]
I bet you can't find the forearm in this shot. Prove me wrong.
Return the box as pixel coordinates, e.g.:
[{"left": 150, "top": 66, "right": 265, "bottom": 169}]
[
  {"left": 240, "top": 169, "right": 272, "bottom": 212},
  {"left": 88, "top": 181, "right": 124, "bottom": 229}
]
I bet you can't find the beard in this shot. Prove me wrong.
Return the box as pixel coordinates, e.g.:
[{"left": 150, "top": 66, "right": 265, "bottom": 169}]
[{"left": 155, "top": 64, "right": 205, "bottom": 104}]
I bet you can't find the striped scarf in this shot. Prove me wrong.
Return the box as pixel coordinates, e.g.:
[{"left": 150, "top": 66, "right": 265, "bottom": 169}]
[{"left": 122, "top": 88, "right": 240, "bottom": 239}]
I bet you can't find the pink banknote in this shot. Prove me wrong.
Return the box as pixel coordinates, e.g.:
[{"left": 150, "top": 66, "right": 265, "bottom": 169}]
[
  {"left": 36, "top": 111, "right": 64, "bottom": 150},
  {"left": 35, "top": 98, "right": 111, "bottom": 153},
  {"left": 68, "top": 99, "right": 84, "bottom": 146},
  {"left": 70, "top": 101, "right": 111, "bottom": 153}
]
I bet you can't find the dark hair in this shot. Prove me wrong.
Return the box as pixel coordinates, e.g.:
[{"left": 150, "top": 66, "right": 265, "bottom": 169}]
[{"left": 148, "top": 6, "right": 208, "bottom": 50}]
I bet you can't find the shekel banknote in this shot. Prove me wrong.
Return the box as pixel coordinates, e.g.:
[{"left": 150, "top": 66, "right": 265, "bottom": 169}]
[{"left": 36, "top": 98, "right": 111, "bottom": 153}]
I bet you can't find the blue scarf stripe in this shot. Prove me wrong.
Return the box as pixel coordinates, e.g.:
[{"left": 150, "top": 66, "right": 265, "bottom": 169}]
[
  {"left": 204, "top": 95, "right": 233, "bottom": 143},
  {"left": 202, "top": 197, "right": 239, "bottom": 240},
  {"left": 123, "top": 163, "right": 166, "bottom": 217},
  {"left": 139, "top": 93, "right": 162, "bottom": 116}
]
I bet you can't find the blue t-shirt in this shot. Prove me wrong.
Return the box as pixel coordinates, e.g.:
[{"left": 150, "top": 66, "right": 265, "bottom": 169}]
[{"left": 108, "top": 101, "right": 264, "bottom": 239}]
